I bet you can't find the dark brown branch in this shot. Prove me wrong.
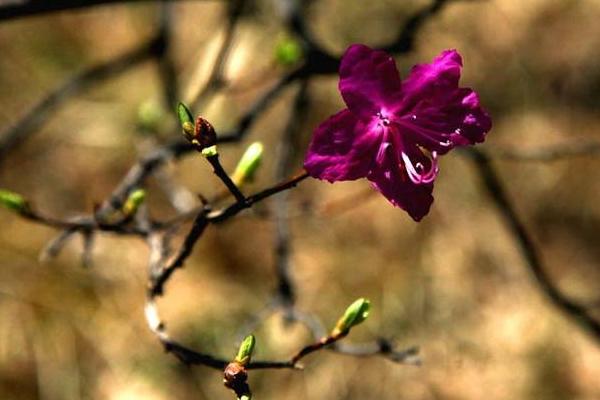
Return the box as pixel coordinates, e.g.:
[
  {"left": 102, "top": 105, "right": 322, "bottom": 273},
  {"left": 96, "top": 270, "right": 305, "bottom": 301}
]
[
  {"left": 291, "top": 331, "right": 348, "bottom": 365},
  {"left": 208, "top": 170, "right": 310, "bottom": 224},
  {"left": 467, "top": 148, "right": 600, "bottom": 343},
  {"left": 206, "top": 154, "right": 246, "bottom": 203},
  {"left": 149, "top": 209, "right": 210, "bottom": 296},
  {"left": 149, "top": 171, "right": 309, "bottom": 296}
]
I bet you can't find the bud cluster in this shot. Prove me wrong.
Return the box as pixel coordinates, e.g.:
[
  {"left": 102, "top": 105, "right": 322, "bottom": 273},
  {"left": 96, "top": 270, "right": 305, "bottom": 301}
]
[{"left": 177, "top": 103, "right": 218, "bottom": 156}]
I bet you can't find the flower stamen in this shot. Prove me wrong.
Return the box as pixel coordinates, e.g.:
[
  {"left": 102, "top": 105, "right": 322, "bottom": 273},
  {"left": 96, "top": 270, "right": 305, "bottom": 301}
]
[
  {"left": 401, "top": 151, "right": 439, "bottom": 184},
  {"left": 376, "top": 111, "right": 390, "bottom": 126}
]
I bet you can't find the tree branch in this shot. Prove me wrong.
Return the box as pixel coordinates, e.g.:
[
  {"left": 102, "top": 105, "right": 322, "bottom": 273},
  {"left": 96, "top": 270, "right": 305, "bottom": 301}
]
[{"left": 467, "top": 148, "right": 600, "bottom": 343}]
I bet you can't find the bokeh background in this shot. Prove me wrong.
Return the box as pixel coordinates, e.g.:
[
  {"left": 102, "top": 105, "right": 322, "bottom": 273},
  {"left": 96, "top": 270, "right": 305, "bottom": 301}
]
[{"left": 1, "top": 0, "right": 600, "bottom": 399}]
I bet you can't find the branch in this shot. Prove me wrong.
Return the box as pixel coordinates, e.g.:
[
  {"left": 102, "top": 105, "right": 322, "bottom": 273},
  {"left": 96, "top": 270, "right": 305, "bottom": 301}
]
[
  {"left": 0, "top": 0, "right": 219, "bottom": 22},
  {"left": 482, "top": 140, "right": 600, "bottom": 162},
  {"left": 467, "top": 148, "right": 600, "bottom": 343},
  {"left": 272, "top": 80, "right": 309, "bottom": 312},
  {"left": 0, "top": 36, "right": 160, "bottom": 166},
  {"left": 96, "top": 139, "right": 193, "bottom": 217},
  {"left": 149, "top": 170, "right": 309, "bottom": 297},
  {"left": 383, "top": 0, "right": 453, "bottom": 54},
  {"left": 155, "top": 1, "right": 179, "bottom": 110},
  {"left": 189, "top": 0, "right": 246, "bottom": 109}
]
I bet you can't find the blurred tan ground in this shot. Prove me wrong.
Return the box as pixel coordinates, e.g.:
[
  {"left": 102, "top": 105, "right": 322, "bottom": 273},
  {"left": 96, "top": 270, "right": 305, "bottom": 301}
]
[{"left": 1, "top": 1, "right": 600, "bottom": 399}]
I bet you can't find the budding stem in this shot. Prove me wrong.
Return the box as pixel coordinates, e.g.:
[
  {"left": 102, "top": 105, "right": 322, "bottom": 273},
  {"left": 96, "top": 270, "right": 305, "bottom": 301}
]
[{"left": 206, "top": 154, "right": 246, "bottom": 203}]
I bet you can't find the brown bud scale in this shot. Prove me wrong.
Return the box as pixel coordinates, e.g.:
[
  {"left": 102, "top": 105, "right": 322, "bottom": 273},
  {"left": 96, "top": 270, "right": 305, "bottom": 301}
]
[
  {"left": 223, "top": 362, "right": 248, "bottom": 390},
  {"left": 193, "top": 116, "right": 217, "bottom": 149}
]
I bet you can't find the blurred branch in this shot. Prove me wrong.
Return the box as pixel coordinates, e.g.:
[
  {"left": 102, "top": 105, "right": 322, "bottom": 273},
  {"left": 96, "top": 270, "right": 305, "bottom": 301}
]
[
  {"left": 0, "top": 0, "right": 219, "bottom": 22},
  {"left": 155, "top": 1, "right": 178, "bottom": 110},
  {"left": 467, "top": 148, "right": 600, "bottom": 343},
  {"left": 96, "top": 139, "right": 193, "bottom": 217},
  {"left": 333, "top": 340, "right": 421, "bottom": 365},
  {"left": 383, "top": 0, "right": 454, "bottom": 54},
  {"left": 0, "top": 36, "right": 159, "bottom": 167},
  {"left": 17, "top": 206, "right": 147, "bottom": 236},
  {"left": 483, "top": 140, "right": 600, "bottom": 162},
  {"left": 189, "top": 0, "right": 246, "bottom": 109},
  {"left": 272, "top": 80, "right": 309, "bottom": 313}
]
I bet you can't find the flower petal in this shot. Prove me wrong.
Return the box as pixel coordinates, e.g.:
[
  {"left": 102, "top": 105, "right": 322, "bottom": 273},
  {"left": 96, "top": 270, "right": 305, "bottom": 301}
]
[
  {"left": 304, "top": 109, "right": 382, "bottom": 182},
  {"left": 339, "top": 44, "right": 403, "bottom": 120},
  {"left": 367, "top": 144, "right": 434, "bottom": 221},
  {"left": 396, "top": 50, "right": 492, "bottom": 153},
  {"left": 400, "top": 49, "right": 463, "bottom": 109}
]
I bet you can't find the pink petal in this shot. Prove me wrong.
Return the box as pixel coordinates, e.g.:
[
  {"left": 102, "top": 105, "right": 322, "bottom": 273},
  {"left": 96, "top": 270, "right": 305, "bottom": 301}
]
[
  {"left": 339, "top": 44, "right": 403, "bottom": 120},
  {"left": 367, "top": 144, "right": 434, "bottom": 221},
  {"left": 400, "top": 49, "right": 463, "bottom": 110},
  {"left": 396, "top": 50, "right": 492, "bottom": 153},
  {"left": 304, "top": 109, "right": 382, "bottom": 182}
]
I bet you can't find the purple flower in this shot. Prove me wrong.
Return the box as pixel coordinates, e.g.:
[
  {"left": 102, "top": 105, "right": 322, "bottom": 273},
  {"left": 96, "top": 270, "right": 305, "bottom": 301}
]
[{"left": 304, "top": 44, "right": 492, "bottom": 221}]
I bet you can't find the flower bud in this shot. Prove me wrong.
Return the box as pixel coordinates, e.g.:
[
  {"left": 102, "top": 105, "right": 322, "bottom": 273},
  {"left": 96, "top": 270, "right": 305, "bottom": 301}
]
[
  {"left": 332, "top": 298, "right": 371, "bottom": 336},
  {"left": 177, "top": 102, "right": 195, "bottom": 140},
  {"left": 194, "top": 116, "right": 218, "bottom": 152},
  {"left": 0, "top": 189, "right": 28, "bottom": 213},
  {"left": 232, "top": 142, "right": 264, "bottom": 186},
  {"left": 122, "top": 189, "right": 146, "bottom": 216},
  {"left": 235, "top": 334, "right": 256, "bottom": 366}
]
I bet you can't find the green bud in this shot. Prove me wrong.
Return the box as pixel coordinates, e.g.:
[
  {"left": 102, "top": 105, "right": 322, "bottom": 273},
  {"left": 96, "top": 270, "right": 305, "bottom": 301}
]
[
  {"left": 177, "top": 102, "right": 195, "bottom": 140},
  {"left": 0, "top": 189, "right": 28, "bottom": 213},
  {"left": 235, "top": 334, "right": 256, "bottom": 366},
  {"left": 232, "top": 142, "right": 264, "bottom": 186},
  {"left": 137, "top": 99, "right": 164, "bottom": 133},
  {"left": 122, "top": 189, "right": 146, "bottom": 216},
  {"left": 275, "top": 36, "right": 303, "bottom": 66},
  {"left": 332, "top": 298, "right": 371, "bottom": 336}
]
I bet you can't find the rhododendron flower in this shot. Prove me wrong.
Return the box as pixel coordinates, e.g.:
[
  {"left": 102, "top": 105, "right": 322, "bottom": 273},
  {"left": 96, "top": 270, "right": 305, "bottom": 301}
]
[{"left": 304, "top": 44, "right": 492, "bottom": 221}]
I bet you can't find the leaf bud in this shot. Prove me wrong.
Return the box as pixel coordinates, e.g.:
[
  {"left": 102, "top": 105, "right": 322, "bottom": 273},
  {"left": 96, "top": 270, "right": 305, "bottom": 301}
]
[
  {"left": 232, "top": 142, "right": 264, "bottom": 186},
  {"left": 177, "top": 102, "right": 195, "bottom": 140},
  {"left": 122, "top": 189, "right": 146, "bottom": 216},
  {"left": 0, "top": 189, "right": 28, "bottom": 213},
  {"left": 332, "top": 298, "right": 371, "bottom": 336},
  {"left": 235, "top": 334, "right": 256, "bottom": 366}
]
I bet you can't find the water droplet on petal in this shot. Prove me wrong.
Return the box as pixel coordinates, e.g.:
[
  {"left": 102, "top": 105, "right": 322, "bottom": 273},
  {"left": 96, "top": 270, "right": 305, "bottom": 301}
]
[
  {"left": 411, "top": 115, "right": 417, "bottom": 121},
  {"left": 454, "top": 128, "right": 462, "bottom": 135}
]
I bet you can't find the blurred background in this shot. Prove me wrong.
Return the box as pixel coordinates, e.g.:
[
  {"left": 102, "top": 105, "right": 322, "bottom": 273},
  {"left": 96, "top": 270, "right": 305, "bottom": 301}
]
[{"left": 1, "top": 0, "right": 600, "bottom": 399}]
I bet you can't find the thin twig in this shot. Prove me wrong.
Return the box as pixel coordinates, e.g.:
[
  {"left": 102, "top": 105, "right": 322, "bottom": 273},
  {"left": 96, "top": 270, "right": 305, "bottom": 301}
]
[
  {"left": 149, "top": 209, "right": 210, "bottom": 296},
  {"left": 206, "top": 154, "right": 246, "bottom": 203}
]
